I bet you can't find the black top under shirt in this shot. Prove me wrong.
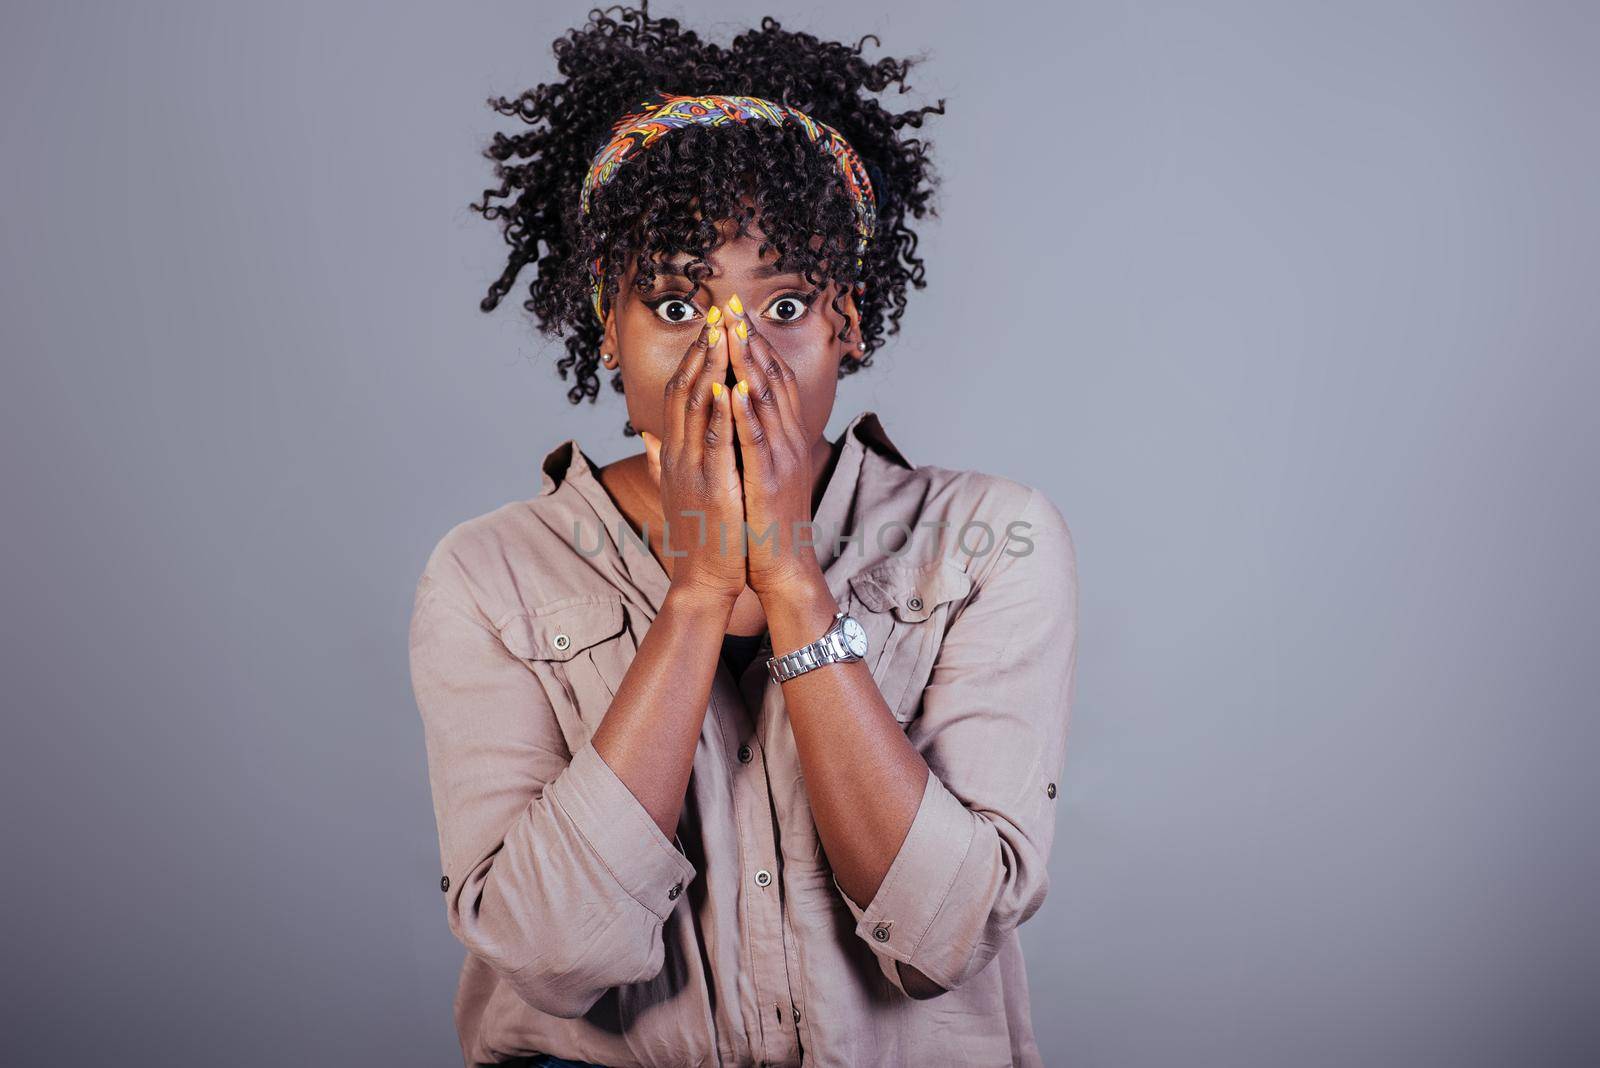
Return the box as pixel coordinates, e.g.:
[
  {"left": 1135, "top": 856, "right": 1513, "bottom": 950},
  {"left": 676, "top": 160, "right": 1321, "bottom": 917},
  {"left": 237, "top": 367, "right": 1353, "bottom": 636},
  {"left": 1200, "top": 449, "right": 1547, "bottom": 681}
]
[{"left": 721, "top": 631, "right": 769, "bottom": 680}]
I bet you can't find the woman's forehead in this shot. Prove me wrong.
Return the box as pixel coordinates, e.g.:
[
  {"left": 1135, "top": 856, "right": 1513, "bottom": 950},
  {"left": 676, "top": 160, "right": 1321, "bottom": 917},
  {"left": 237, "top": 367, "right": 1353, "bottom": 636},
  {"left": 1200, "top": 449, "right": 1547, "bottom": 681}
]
[{"left": 626, "top": 236, "right": 807, "bottom": 284}]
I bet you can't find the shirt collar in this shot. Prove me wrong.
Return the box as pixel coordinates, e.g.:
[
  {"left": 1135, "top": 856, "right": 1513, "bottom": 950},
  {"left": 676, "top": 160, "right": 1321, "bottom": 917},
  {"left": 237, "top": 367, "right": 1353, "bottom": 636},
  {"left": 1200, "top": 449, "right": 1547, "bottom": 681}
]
[
  {"left": 537, "top": 408, "right": 912, "bottom": 500},
  {"left": 842, "top": 408, "right": 913, "bottom": 470},
  {"left": 536, "top": 409, "right": 913, "bottom": 606}
]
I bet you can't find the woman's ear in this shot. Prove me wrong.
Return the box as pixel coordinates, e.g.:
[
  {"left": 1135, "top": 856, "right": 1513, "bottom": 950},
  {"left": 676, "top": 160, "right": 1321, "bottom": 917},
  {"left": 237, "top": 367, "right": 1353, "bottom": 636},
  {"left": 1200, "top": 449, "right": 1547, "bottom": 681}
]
[
  {"left": 842, "top": 290, "right": 866, "bottom": 364},
  {"left": 601, "top": 308, "right": 620, "bottom": 370}
]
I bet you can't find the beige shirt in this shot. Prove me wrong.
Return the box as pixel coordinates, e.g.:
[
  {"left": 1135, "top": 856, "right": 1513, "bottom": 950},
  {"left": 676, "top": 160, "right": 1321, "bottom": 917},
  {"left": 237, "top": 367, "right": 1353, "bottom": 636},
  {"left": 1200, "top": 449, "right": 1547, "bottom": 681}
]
[{"left": 408, "top": 409, "right": 1079, "bottom": 1067}]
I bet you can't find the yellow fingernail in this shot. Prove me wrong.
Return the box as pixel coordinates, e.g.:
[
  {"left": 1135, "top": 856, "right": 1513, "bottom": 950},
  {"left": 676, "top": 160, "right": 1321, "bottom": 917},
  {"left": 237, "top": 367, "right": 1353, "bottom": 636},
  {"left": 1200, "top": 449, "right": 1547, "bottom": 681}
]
[
  {"left": 712, "top": 381, "right": 723, "bottom": 398},
  {"left": 728, "top": 293, "right": 743, "bottom": 316},
  {"left": 706, "top": 305, "right": 722, "bottom": 325},
  {"left": 736, "top": 379, "right": 749, "bottom": 395},
  {"left": 734, "top": 319, "right": 748, "bottom": 341},
  {"left": 707, "top": 326, "right": 721, "bottom": 346}
]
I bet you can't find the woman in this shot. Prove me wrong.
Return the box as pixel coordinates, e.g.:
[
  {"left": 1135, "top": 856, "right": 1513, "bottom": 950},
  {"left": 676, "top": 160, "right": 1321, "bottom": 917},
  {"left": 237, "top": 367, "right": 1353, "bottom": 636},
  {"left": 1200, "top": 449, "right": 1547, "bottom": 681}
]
[{"left": 408, "top": 6, "right": 1079, "bottom": 1066}]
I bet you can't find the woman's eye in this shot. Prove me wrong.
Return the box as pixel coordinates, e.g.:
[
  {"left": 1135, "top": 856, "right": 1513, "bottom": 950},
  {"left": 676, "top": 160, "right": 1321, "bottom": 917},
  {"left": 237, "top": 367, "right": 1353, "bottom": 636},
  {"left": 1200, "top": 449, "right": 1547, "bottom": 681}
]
[
  {"left": 650, "top": 298, "right": 700, "bottom": 324},
  {"left": 765, "top": 294, "right": 810, "bottom": 324}
]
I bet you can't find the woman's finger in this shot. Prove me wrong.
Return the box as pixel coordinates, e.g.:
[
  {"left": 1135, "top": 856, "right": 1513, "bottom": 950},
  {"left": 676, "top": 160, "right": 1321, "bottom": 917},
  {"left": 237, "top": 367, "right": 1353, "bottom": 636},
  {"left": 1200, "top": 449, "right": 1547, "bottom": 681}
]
[
  {"left": 741, "top": 314, "right": 804, "bottom": 435},
  {"left": 640, "top": 429, "right": 663, "bottom": 488},
  {"left": 726, "top": 299, "right": 787, "bottom": 443},
  {"left": 683, "top": 319, "right": 730, "bottom": 472},
  {"left": 705, "top": 377, "right": 736, "bottom": 491},
  {"left": 664, "top": 322, "right": 715, "bottom": 456},
  {"left": 748, "top": 314, "right": 800, "bottom": 418},
  {"left": 727, "top": 363, "right": 765, "bottom": 471}
]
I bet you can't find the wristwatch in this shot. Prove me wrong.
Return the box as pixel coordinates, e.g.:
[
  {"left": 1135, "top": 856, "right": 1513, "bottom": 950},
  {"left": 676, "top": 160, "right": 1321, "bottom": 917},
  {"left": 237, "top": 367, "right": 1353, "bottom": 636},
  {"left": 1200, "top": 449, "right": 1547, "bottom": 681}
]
[{"left": 766, "top": 610, "right": 869, "bottom": 683}]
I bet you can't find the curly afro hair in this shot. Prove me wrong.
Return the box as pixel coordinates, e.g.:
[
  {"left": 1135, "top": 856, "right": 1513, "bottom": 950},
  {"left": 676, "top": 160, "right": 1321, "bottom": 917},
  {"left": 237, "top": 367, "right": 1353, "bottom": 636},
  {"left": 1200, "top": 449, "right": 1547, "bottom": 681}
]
[{"left": 471, "top": 1, "right": 945, "bottom": 437}]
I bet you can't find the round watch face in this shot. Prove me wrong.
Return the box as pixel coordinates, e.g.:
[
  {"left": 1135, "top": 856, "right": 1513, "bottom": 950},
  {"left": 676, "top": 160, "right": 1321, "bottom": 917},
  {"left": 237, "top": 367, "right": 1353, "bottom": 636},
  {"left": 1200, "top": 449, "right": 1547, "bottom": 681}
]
[{"left": 840, "top": 615, "right": 869, "bottom": 658}]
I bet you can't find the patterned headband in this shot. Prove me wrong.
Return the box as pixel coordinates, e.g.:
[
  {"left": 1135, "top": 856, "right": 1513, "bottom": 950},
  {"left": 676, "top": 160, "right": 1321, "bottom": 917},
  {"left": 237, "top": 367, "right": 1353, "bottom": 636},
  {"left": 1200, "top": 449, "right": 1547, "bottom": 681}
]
[{"left": 580, "top": 90, "right": 878, "bottom": 324}]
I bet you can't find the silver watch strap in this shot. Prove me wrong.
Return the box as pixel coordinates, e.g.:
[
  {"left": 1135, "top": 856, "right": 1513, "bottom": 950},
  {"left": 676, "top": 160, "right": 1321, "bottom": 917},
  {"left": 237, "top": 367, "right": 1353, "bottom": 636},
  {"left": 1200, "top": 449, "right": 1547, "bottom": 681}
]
[{"left": 767, "top": 611, "right": 846, "bottom": 683}]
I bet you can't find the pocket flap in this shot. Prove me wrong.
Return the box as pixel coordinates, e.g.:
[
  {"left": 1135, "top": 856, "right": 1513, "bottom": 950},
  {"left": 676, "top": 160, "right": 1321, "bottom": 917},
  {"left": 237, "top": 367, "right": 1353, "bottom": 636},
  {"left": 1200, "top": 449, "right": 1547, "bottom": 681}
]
[
  {"left": 497, "top": 595, "right": 626, "bottom": 662},
  {"left": 847, "top": 558, "right": 973, "bottom": 623}
]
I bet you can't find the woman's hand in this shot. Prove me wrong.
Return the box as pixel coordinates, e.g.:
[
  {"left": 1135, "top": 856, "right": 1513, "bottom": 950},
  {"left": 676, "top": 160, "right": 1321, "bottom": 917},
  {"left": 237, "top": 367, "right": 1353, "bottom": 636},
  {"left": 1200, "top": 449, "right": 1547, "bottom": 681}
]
[
  {"left": 639, "top": 320, "right": 745, "bottom": 607},
  {"left": 724, "top": 296, "right": 826, "bottom": 600}
]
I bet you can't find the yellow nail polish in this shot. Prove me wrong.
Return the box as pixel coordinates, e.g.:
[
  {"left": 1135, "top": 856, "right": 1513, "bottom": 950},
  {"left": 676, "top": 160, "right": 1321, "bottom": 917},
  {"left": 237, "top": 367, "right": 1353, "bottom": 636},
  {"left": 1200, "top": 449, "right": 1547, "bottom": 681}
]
[
  {"left": 712, "top": 381, "right": 723, "bottom": 398},
  {"left": 707, "top": 326, "right": 721, "bottom": 346},
  {"left": 728, "top": 293, "right": 743, "bottom": 316},
  {"left": 734, "top": 319, "right": 748, "bottom": 341},
  {"left": 736, "top": 379, "right": 749, "bottom": 396},
  {"left": 706, "top": 305, "right": 722, "bottom": 325}
]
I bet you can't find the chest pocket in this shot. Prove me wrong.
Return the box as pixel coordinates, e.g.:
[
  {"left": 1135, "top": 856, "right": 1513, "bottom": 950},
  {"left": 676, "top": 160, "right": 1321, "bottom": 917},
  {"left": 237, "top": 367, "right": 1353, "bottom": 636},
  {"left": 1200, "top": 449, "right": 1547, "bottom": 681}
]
[
  {"left": 846, "top": 558, "right": 973, "bottom": 723},
  {"left": 496, "top": 594, "right": 631, "bottom": 744}
]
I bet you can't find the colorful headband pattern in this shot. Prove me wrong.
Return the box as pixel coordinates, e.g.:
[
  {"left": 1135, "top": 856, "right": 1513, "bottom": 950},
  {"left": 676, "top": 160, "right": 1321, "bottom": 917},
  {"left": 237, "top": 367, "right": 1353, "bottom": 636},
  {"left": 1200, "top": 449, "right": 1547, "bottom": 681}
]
[{"left": 580, "top": 90, "right": 878, "bottom": 324}]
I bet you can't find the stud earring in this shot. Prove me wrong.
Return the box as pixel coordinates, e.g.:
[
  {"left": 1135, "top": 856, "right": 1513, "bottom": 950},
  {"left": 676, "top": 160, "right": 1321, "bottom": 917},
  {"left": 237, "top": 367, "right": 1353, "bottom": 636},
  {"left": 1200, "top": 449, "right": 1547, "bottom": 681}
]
[{"left": 602, "top": 351, "right": 618, "bottom": 369}]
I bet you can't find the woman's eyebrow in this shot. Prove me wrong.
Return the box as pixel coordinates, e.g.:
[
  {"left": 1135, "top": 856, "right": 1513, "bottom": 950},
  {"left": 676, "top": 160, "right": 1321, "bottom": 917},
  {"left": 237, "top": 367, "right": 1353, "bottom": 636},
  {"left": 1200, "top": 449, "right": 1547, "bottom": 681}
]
[{"left": 659, "top": 261, "right": 798, "bottom": 280}]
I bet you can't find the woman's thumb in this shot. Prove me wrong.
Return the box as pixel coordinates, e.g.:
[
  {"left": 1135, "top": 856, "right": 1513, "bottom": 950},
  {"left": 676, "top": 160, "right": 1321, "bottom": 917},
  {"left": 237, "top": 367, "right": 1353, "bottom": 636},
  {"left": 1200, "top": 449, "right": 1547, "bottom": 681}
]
[{"left": 640, "top": 430, "right": 662, "bottom": 484}]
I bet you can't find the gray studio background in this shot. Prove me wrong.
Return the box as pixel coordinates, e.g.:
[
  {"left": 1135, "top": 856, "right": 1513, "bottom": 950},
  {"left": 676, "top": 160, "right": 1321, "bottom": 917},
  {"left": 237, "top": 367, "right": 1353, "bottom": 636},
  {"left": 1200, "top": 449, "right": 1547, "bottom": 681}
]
[{"left": 3, "top": 2, "right": 1596, "bottom": 1065}]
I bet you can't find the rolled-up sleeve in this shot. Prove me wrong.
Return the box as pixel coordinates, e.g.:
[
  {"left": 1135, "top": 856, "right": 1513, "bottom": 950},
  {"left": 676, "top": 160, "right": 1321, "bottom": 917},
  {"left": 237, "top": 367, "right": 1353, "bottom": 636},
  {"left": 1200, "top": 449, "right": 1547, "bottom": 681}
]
[
  {"left": 408, "top": 572, "right": 698, "bottom": 1020},
  {"left": 833, "top": 485, "right": 1079, "bottom": 995}
]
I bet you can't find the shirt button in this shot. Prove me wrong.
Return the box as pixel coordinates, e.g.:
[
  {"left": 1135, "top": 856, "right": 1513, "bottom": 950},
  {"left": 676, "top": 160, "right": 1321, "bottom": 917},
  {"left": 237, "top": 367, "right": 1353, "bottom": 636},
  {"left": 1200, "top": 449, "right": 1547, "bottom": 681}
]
[
  {"left": 552, "top": 632, "right": 570, "bottom": 651},
  {"left": 792, "top": 1006, "right": 802, "bottom": 1023},
  {"left": 1046, "top": 782, "right": 1057, "bottom": 798},
  {"left": 872, "top": 922, "right": 891, "bottom": 942},
  {"left": 440, "top": 875, "right": 449, "bottom": 893},
  {"left": 668, "top": 880, "right": 683, "bottom": 900},
  {"left": 907, "top": 595, "right": 923, "bottom": 611},
  {"left": 738, "top": 744, "right": 753, "bottom": 763},
  {"left": 754, "top": 869, "right": 772, "bottom": 887}
]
